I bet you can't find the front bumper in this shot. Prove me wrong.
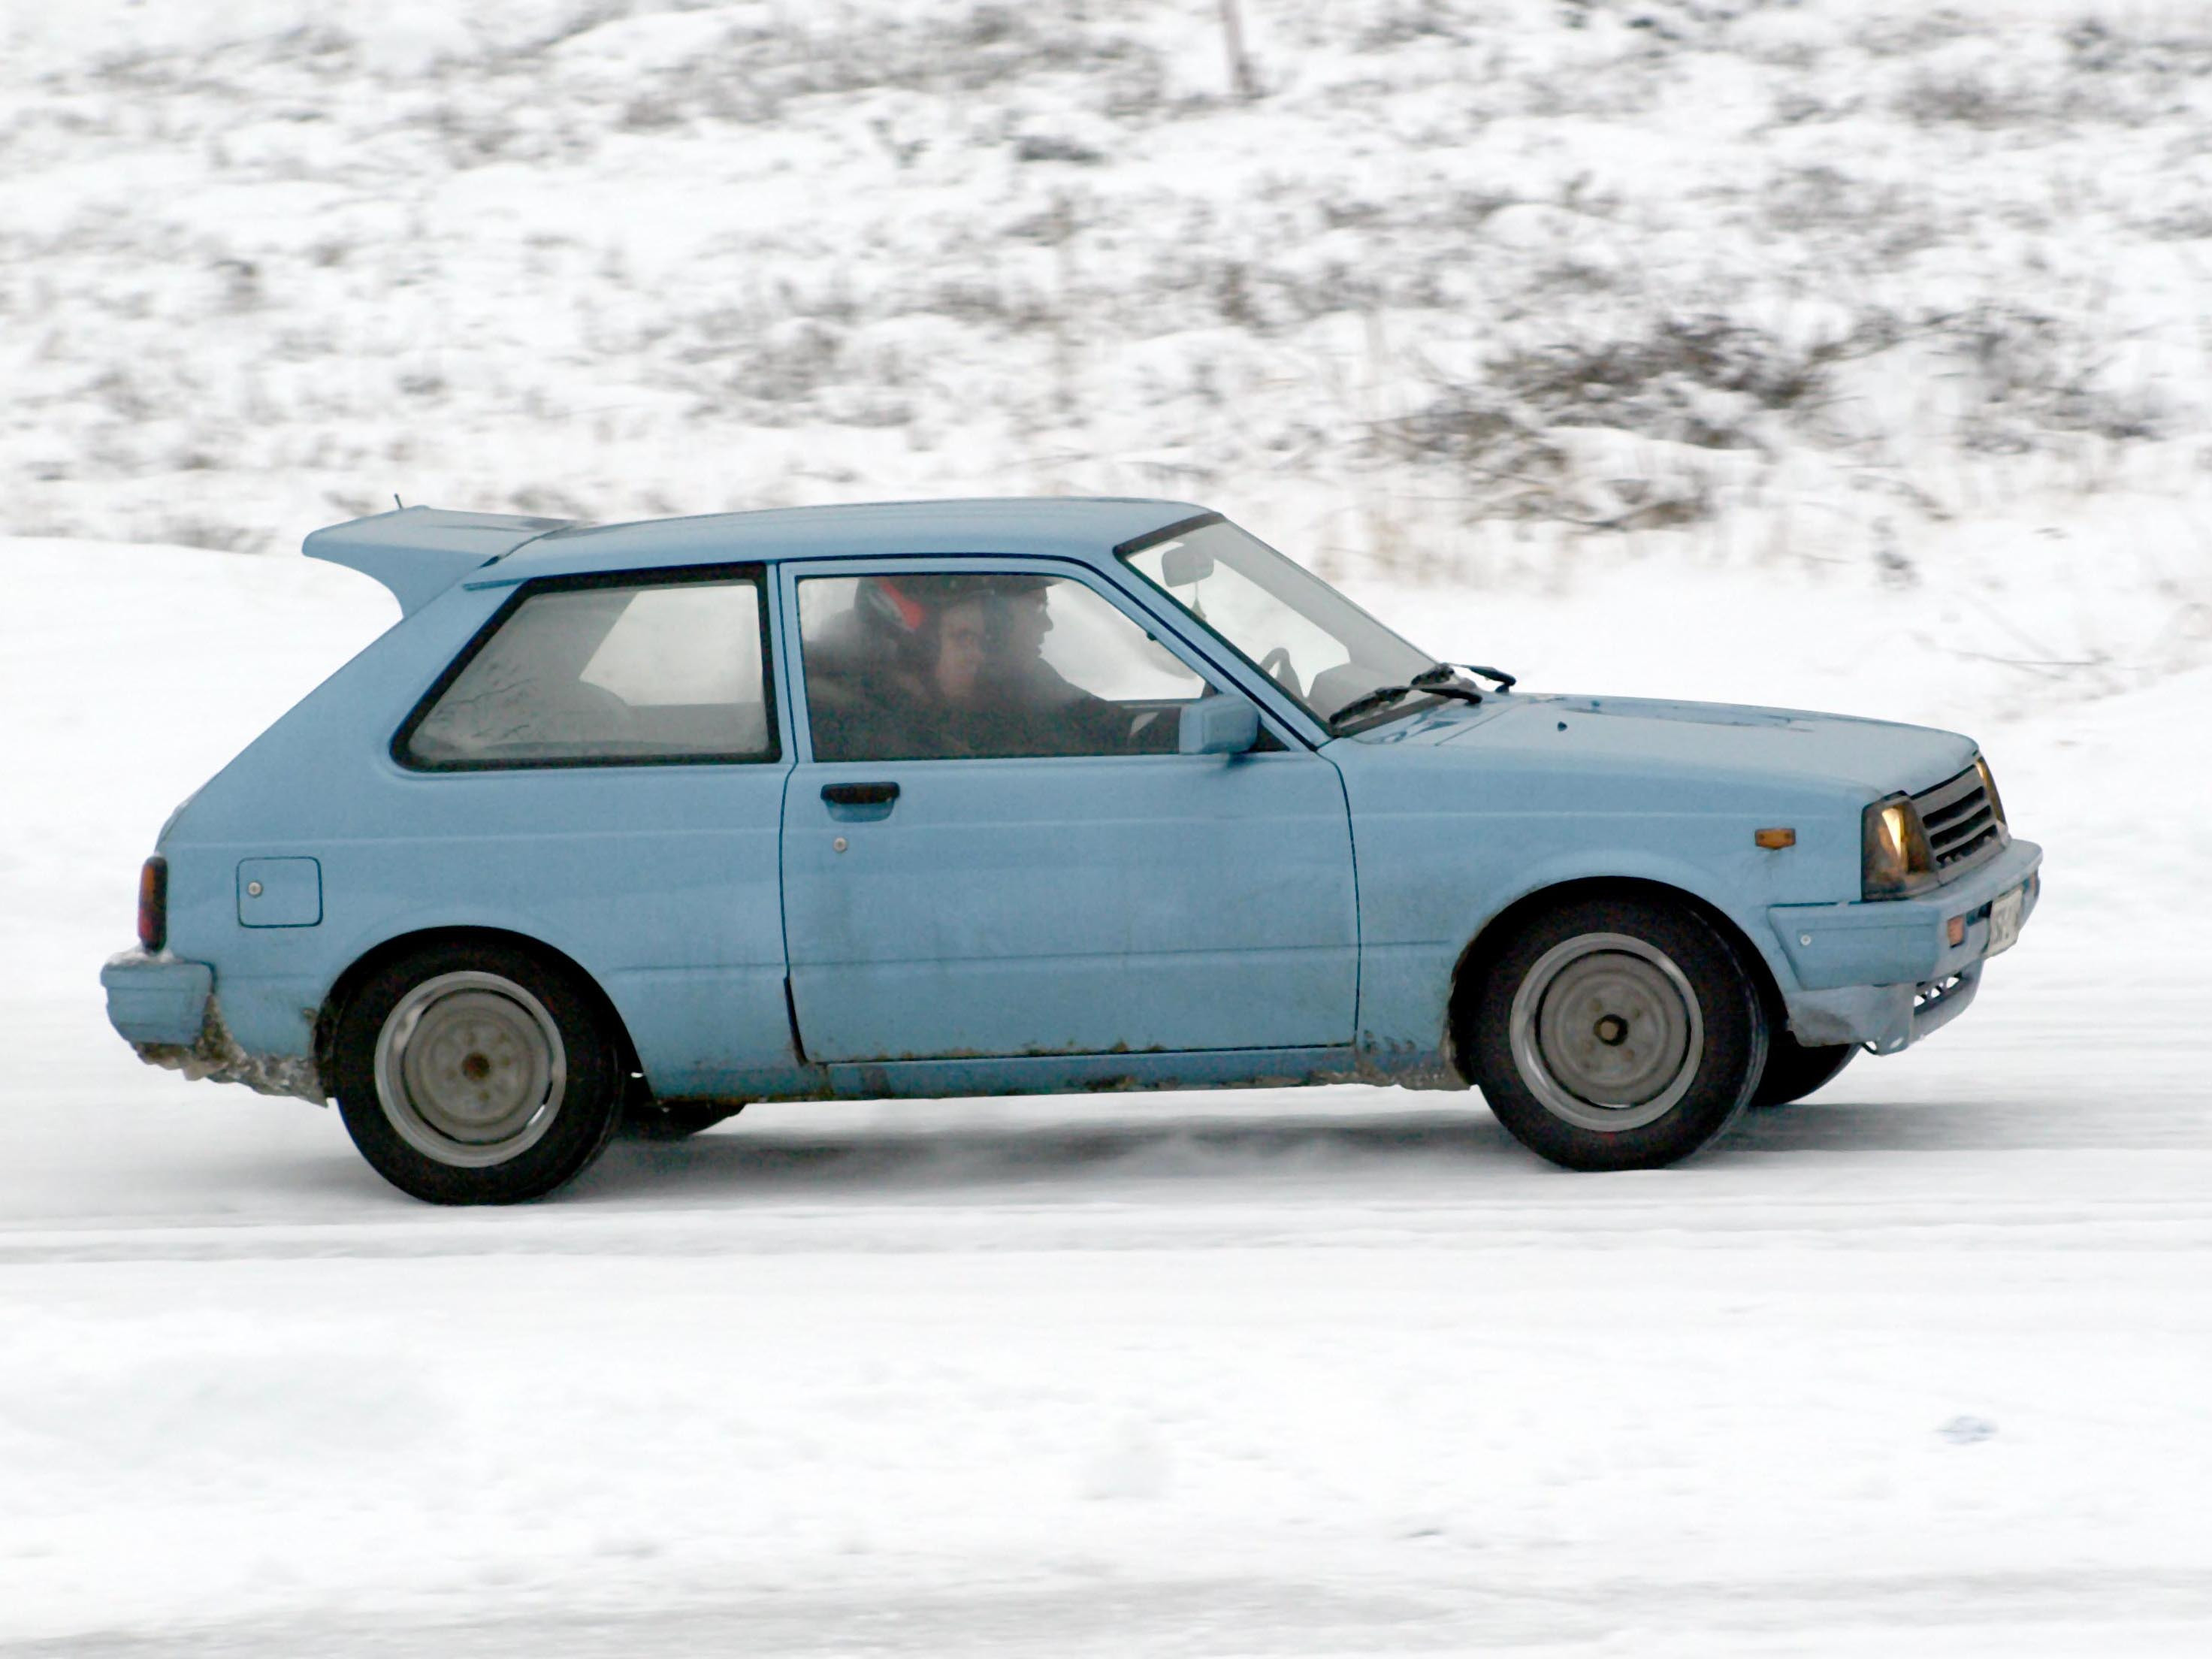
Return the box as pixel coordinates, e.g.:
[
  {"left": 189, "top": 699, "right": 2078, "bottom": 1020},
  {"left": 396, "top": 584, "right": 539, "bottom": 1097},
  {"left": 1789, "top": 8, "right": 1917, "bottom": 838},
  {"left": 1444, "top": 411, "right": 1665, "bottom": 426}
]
[
  {"left": 100, "top": 950, "right": 325, "bottom": 1102},
  {"left": 1767, "top": 837, "right": 2042, "bottom": 1053}
]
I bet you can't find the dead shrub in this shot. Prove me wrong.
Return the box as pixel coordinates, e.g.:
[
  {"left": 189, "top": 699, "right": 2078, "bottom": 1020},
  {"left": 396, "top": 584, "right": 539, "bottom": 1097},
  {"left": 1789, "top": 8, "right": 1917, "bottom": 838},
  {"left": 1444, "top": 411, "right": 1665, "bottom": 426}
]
[{"left": 1934, "top": 304, "right": 2165, "bottom": 452}]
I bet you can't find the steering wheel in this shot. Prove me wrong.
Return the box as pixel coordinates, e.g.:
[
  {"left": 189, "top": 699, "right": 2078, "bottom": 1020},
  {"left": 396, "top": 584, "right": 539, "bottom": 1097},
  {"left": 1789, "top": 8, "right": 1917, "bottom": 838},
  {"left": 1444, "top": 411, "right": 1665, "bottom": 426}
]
[{"left": 1257, "top": 645, "right": 1303, "bottom": 700}]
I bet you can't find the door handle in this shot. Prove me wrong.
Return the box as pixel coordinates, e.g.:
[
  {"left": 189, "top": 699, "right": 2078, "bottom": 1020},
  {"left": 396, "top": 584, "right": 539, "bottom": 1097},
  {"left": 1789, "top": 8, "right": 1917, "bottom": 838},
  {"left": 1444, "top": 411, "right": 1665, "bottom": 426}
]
[{"left": 822, "top": 781, "right": 899, "bottom": 807}]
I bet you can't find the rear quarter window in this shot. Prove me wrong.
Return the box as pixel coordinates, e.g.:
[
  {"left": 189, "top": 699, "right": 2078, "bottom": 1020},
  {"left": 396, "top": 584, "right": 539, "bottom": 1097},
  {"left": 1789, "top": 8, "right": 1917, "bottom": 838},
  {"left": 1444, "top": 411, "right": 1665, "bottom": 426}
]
[{"left": 400, "top": 573, "right": 777, "bottom": 768}]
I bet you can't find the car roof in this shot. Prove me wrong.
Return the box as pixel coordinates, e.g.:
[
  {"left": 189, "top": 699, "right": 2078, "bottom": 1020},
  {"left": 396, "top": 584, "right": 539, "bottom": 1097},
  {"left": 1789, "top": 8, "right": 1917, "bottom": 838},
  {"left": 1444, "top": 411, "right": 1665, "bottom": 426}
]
[{"left": 491, "top": 497, "right": 1212, "bottom": 582}]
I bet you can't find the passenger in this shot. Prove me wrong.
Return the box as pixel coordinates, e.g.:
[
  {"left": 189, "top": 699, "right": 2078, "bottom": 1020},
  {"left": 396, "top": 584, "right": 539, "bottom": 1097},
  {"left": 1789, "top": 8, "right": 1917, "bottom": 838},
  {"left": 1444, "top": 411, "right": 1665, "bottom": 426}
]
[
  {"left": 927, "top": 590, "right": 994, "bottom": 711},
  {"left": 803, "top": 575, "right": 999, "bottom": 760},
  {"left": 904, "top": 583, "right": 1060, "bottom": 757}
]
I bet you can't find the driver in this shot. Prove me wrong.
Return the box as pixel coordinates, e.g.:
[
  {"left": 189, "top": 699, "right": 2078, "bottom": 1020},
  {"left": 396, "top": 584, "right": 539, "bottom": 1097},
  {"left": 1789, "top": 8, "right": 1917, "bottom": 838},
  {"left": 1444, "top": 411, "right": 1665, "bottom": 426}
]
[{"left": 976, "top": 578, "right": 1126, "bottom": 753}]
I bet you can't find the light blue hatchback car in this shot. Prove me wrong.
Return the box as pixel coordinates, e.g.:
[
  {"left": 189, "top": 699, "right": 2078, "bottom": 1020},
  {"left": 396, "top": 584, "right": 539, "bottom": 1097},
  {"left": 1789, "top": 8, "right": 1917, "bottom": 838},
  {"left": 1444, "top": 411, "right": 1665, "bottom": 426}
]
[{"left": 102, "top": 499, "right": 2041, "bottom": 1202}]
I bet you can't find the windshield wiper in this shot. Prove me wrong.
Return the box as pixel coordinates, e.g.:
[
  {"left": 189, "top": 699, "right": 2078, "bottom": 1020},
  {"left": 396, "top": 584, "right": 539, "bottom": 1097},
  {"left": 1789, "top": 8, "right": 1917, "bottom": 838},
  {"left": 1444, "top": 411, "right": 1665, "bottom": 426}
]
[
  {"left": 1415, "top": 662, "right": 1516, "bottom": 692},
  {"left": 1326, "top": 676, "right": 1483, "bottom": 733}
]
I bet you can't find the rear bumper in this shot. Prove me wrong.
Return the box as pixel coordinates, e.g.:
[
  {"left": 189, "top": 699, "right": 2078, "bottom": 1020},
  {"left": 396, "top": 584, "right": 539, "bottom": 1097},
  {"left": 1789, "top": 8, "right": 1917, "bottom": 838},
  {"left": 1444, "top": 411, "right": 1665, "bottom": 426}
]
[
  {"left": 101, "top": 950, "right": 213, "bottom": 1044},
  {"left": 1768, "top": 837, "right": 2041, "bottom": 1053},
  {"left": 99, "top": 950, "right": 325, "bottom": 1102}
]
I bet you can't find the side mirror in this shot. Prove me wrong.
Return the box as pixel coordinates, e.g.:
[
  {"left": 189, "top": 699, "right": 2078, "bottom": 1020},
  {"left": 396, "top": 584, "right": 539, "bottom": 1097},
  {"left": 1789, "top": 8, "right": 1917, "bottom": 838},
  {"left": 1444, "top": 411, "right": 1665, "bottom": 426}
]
[
  {"left": 1178, "top": 693, "right": 1261, "bottom": 756},
  {"left": 1157, "top": 541, "right": 1216, "bottom": 588}
]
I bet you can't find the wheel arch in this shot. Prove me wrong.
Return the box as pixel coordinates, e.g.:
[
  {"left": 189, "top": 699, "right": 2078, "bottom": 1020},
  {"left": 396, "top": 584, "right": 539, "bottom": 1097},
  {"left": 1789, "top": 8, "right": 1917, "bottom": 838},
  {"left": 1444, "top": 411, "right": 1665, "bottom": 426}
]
[
  {"left": 1444, "top": 875, "right": 1786, "bottom": 1082},
  {"left": 313, "top": 926, "right": 644, "bottom": 1088}
]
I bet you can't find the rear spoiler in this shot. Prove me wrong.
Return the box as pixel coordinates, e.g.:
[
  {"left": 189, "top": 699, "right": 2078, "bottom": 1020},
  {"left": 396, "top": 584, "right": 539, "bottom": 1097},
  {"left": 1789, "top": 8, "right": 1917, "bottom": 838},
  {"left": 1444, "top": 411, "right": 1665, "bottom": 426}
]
[{"left": 302, "top": 506, "right": 574, "bottom": 616}]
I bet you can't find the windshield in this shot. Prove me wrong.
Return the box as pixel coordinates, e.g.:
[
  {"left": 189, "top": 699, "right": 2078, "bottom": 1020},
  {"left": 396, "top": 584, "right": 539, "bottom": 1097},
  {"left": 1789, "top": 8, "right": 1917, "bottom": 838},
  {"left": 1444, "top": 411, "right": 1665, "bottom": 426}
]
[{"left": 1121, "top": 519, "right": 1439, "bottom": 727}]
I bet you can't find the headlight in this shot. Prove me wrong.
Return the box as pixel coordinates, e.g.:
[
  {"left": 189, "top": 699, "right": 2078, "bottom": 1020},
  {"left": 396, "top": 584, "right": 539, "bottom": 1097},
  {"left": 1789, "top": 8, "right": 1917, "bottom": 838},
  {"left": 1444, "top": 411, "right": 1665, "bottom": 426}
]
[
  {"left": 1863, "top": 794, "right": 1936, "bottom": 899},
  {"left": 1975, "top": 754, "right": 2008, "bottom": 832}
]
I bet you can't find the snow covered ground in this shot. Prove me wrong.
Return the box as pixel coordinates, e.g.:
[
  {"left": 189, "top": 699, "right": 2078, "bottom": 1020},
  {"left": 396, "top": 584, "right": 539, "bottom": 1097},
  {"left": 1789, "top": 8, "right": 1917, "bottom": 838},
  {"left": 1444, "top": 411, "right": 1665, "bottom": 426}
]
[
  {"left": 5, "top": 0, "right": 2211, "bottom": 1650},
  {"left": 2, "top": 537, "right": 2207, "bottom": 1655}
]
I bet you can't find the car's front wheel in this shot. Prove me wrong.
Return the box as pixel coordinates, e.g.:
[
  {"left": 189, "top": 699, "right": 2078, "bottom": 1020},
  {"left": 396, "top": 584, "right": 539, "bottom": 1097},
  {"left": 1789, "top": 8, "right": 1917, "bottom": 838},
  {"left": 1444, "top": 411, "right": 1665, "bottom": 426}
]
[
  {"left": 1751, "top": 1029, "right": 1856, "bottom": 1108},
  {"left": 331, "top": 942, "right": 623, "bottom": 1204},
  {"left": 1465, "top": 896, "right": 1768, "bottom": 1171}
]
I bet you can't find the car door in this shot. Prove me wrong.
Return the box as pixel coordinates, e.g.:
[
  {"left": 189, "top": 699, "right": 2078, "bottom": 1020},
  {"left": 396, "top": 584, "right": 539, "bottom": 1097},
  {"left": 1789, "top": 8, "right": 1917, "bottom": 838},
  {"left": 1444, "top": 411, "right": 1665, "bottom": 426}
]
[{"left": 775, "top": 558, "right": 1359, "bottom": 1063}]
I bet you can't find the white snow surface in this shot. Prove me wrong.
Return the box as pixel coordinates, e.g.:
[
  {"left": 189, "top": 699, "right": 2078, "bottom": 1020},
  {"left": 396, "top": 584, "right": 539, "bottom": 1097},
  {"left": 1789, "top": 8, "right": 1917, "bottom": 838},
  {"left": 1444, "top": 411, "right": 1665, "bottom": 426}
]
[{"left": 2, "top": 536, "right": 2208, "bottom": 1656}]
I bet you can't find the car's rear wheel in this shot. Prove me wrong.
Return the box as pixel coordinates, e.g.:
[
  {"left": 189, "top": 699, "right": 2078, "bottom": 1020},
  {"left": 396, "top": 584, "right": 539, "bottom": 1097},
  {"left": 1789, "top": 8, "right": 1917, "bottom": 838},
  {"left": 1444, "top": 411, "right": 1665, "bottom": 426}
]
[
  {"left": 1751, "top": 1029, "right": 1856, "bottom": 1108},
  {"left": 331, "top": 942, "right": 623, "bottom": 1204},
  {"left": 1465, "top": 896, "right": 1767, "bottom": 1171}
]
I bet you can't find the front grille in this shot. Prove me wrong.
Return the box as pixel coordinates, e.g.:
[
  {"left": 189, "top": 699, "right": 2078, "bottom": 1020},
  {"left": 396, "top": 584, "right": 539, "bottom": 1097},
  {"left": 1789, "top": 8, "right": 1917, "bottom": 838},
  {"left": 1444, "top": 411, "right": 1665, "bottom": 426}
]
[
  {"left": 1913, "top": 763, "right": 2004, "bottom": 875},
  {"left": 1914, "top": 973, "right": 1966, "bottom": 1013}
]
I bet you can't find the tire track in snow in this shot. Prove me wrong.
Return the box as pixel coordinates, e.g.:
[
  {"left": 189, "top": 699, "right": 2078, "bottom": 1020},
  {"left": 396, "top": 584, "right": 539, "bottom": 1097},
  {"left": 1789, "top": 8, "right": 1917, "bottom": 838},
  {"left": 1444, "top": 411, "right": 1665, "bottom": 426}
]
[{"left": 11, "top": 1565, "right": 2212, "bottom": 1658}]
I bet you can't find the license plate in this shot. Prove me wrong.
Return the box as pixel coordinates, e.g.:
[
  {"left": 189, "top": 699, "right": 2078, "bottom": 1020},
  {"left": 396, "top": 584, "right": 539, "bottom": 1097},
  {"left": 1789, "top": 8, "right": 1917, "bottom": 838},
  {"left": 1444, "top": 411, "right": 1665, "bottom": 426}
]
[{"left": 1987, "top": 884, "right": 2024, "bottom": 956}]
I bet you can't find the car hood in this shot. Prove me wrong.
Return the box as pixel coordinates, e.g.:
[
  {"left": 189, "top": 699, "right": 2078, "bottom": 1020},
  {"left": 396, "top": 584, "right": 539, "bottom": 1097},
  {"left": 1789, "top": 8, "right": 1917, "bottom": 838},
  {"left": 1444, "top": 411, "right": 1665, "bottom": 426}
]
[{"left": 1382, "top": 691, "right": 1976, "bottom": 796}]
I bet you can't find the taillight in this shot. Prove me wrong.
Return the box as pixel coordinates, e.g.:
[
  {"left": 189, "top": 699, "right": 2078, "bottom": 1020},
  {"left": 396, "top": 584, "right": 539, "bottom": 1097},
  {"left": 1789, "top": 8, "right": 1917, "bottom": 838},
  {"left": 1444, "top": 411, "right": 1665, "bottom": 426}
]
[{"left": 137, "top": 856, "right": 168, "bottom": 953}]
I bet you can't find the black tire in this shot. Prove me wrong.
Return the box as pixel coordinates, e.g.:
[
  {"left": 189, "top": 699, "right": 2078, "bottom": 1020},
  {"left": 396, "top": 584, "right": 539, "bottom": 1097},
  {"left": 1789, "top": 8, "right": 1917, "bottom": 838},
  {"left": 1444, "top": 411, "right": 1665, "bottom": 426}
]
[
  {"left": 1751, "top": 1029, "right": 1855, "bottom": 1108},
  {"left": 1464, "top": 896, "right": 1769, "bottom": 1171},
  {"left": 330, "top": 941, "right": 624, "bottom": 1204},
  {"left": 621, "top": 1101, "right": 745, "bottom": 1141}
]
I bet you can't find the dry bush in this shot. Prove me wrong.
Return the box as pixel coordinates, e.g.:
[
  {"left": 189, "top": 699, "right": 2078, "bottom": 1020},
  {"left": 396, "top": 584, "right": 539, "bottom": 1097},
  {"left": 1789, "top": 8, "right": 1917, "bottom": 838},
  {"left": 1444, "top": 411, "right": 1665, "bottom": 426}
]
[{"left": 1932, "top": 304, "right": 2166, "bottom": 452}]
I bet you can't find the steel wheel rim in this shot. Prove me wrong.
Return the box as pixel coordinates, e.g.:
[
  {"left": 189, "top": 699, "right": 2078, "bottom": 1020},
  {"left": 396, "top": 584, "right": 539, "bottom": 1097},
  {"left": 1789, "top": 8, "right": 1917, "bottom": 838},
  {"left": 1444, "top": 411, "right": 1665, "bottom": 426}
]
[
  {"left": 373, "top": 971, "right": 566, "bottom": 1168},
  {"left": 1508, "top": 932, "right": 1704, "bottom": 1134}
]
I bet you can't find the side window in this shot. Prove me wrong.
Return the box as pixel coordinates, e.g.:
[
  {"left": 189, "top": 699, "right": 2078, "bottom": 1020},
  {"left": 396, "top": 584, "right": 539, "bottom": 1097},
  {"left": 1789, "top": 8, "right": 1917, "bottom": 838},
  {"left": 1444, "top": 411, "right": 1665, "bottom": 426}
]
[
  {"left": 403, "top": 575, "right": 775, "bottom": 767},
  {"left": 798, "top": 571, "right": 1218, "bottom": 763}
]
